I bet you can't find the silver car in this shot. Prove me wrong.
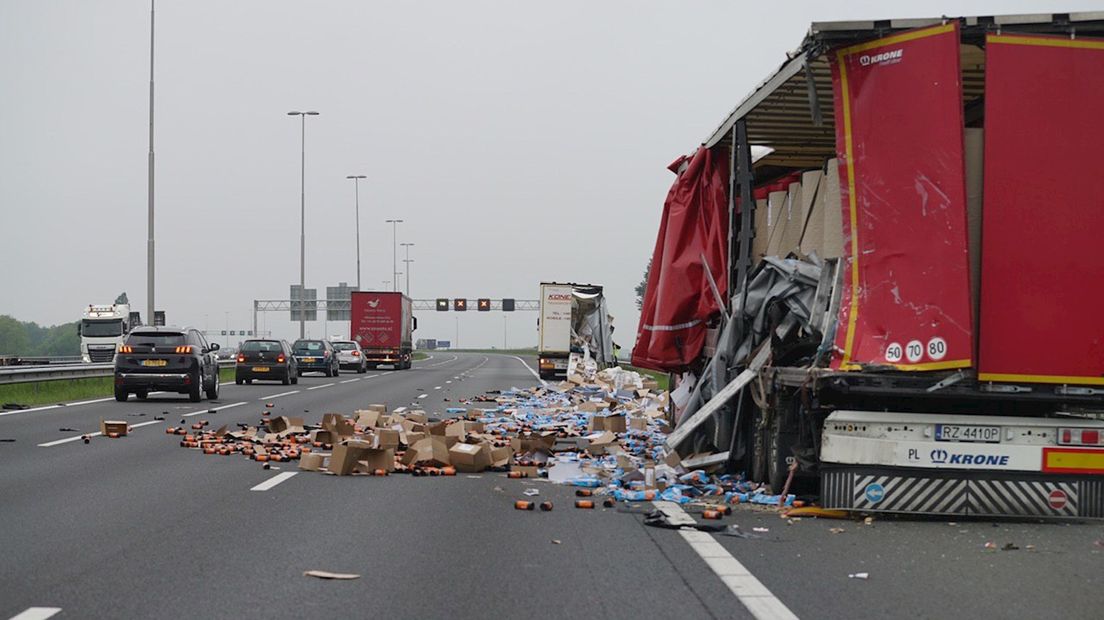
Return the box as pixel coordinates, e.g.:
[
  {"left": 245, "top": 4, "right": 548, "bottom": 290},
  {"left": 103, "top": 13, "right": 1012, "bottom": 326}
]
[{"left": 332, "top": 340, "right": 368, "bottom": 373}]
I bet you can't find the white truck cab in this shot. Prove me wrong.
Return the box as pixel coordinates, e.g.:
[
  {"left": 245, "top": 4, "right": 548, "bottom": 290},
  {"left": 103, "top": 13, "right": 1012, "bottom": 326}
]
[{"left": 79, "top": 303, "right": 137, "bottom": 363}]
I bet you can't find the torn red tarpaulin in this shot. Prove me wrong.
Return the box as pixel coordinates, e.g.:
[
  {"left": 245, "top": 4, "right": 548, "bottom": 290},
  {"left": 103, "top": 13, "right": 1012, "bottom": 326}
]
[{"left": 632, "top": 147, "right": 729, "bottom": 372}]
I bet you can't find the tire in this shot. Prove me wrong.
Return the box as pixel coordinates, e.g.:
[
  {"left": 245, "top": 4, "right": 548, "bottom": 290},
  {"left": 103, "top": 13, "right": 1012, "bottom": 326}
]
[
  {"left": 235, "top": 377, "right": 243, "bottom": 385},
  {"left": 282, "top": 375, "right": 290, "bottom": 386},
  {"left": 114, "top": 386, "right": 128, "bottom": 402},
  {"left": 290, "top": 375, "right": 298, "bottom": 385},
  {"left": 357, "top": 363, "right": 366, "bottom": 374},
  {"left": 205, "top": 368, "right": 219, "bottom": 400},
  {"left": 333, "top": 365, "right": 339, "bottom": 377},
  {"left": 136, "top": 390, "right": 149, "bottom": 400},
  {"left": 188, "top": 371, "right": 202, "bottom": 402},
  {"left": 324, "top": 365, "right": 332, "bottom": 378}
]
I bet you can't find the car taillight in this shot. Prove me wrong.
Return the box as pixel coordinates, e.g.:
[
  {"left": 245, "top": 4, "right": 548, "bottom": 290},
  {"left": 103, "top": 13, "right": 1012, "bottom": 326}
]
[
  {"left": 175, "top": 346, "right": 193, "bottom": 354},
  {"left": 119, "top": 344, "right": 133, "bottom": 353},
  {"left": 237, "top": 354, "right": 246, "bottom": 363},
  {"left": 1059, "top": 428, "right": 1104, "bottom": 446},
  {"left": 277, "top": 354, "right": 285, "bottom": 363},
  {"left": 324, "top": 351, "right": 330, "bottom": 358},
  {"left": 352, "top": 351, "right": 360, "bottom": 357}
]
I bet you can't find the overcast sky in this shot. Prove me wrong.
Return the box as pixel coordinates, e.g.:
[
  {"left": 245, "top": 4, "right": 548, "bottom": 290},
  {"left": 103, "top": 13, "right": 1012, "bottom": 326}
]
[{"left": 1, "top": 1, "right": 1094, "bottom": 349}]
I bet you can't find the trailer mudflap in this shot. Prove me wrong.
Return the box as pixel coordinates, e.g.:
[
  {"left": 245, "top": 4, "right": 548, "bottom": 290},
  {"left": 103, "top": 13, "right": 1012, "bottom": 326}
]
[{"left": 822, "top": 466, "right": 1104, "bottom": 519}]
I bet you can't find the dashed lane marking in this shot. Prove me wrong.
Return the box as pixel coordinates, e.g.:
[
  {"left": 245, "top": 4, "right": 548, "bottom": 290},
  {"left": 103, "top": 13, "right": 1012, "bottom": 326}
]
[{"left": 250, "top": 471, "right": 297, "bottom": 491}]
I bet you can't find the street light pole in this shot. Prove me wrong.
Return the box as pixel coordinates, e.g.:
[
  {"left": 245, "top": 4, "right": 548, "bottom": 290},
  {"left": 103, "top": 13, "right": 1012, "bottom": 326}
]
[
  {"left": 346, "top": 175, "right": 367, "bottom": 291},
  {"left": 288, "top": 110, "right": 319, "bottom": 338},
  {"left": 146, "top": 0, "right": 156, "bottom": 328},
  {"left": 385, "top": 219, "right": 403, "bottom": 292},
  {"left": 400, "top": 242, "right": 414, "bottom": 296}
]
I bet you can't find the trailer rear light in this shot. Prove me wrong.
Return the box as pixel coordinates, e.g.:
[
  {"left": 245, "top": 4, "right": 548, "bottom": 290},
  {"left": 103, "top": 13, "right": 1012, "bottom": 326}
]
[
  {"left": 174, "top": 346, "right": 193, "bottom": 354},
  {"left": 1058, "top": 427, "right": 1104, "bottom": 446},
  {"left": 118, "top": 345, "right": 133, "bottom": 353},
  {"left": 236, "top": 354, "right": 246, "bottom": 363}
]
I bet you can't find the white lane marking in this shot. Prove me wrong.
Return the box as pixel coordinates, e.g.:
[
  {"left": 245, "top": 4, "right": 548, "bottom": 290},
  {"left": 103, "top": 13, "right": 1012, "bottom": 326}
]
[
  {"left": 417, "top": 394, "right": 428, "bottom": 399},
  {"left": 509, "top": 355, "right": 546, "bottom": 386},
  {"left": 37, "top": 418, "right": 164, "bottom": 448},
  {"left": 340, "top": 378, "right": 360, "bottom": 384},
  {"left": 182, "top": 401, "right": 247, "bottom": 417},
  {"left": 130, "top": 420, "right": 163, "bottom": 429},
  {"left": 0, "top": 396, "right": 115, "bottom": 418},
  {"left": 9, "top": 608, "right": 63, "bottom": 620},
  {"left": 307, "top": 383, "right": 335, "bottom": 391},
  {"left": 662, "top": 503, "right": 798, "bottom": 620},
  {"left": 445, "top": 380, "right": 452, "bottom": 384},
  {"left": 423, "top": 355, "right": 458, "bottom": 368},
  {"left": 258, "top": 390, "right": 299, "bottom": 400},
  {"left": 365, "top": 374, "right": 379, "bottom": 379},
  {"left": 433, "top": 386, "right": 442, "bottom": 390},
  {"left": 250, "top": 471, "right": 297, "bottom": 491}
]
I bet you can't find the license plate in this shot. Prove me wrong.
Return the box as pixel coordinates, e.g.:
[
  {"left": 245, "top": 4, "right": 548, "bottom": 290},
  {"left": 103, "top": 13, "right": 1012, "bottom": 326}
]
[
  {"left": 302, "top": 357, "right": 316, "bottom": 363},
  {"left": 936, "top": 424, "right": 1001, "bottom": 443},
  {"left": 141, "top": 359, "right": 168, "bottom": 367},
  {"left": 253, "top": 366, "right": 269, "bottom": 372}
]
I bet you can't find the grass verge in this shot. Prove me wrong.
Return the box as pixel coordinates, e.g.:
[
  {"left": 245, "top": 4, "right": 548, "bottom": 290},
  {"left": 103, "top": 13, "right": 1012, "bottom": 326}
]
[{"left": 0, "top": 366, "right": 239, "bottom": 408}]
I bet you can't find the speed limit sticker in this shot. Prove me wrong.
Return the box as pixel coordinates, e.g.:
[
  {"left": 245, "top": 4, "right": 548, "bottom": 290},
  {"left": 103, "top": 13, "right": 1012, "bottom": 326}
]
[
  {"left": 884, "top": 342, "right": 903, "bottom": 363},
  {"left": 905, "top": 340, "right": 924, "bottom": 363},
  {"left": 927, "top": 337, "right": 947, "bottom": 361}
]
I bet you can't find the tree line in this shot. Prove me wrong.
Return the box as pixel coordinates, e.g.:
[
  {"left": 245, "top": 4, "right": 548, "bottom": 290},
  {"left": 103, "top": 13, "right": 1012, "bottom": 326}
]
[{"left": 0, "top": 315, "right": 80, "bottom": 357}]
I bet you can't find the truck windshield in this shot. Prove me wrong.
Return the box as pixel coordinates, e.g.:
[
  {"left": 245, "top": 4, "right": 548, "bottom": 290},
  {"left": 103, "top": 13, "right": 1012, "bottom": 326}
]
[
  {"left": 81, "top": 319, "right": 124, "bottom": 337},
  {"left": 127, "top": 332, "right": 186, "bottom": 347}
]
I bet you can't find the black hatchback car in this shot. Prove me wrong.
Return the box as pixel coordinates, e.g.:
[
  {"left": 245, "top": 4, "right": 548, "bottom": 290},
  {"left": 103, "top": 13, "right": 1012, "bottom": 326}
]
[
  {"left": 235, "top": 339, "right": 298, "bottom": 385},
  {"left": 291, "top": 339, "right": 340, "bottom": 377},
  {"left": 113, "top": 326, "right": 220, "bottom": 402}
]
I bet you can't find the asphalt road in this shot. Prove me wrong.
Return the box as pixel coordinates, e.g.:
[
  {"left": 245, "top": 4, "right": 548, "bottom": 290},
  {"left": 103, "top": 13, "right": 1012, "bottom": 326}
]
[{"left": 1, "top": 352, "right": 1102, "bottom": 619}]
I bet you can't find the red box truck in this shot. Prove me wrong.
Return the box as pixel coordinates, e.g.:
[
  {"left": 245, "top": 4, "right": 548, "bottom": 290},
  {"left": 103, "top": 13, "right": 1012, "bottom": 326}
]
[{"left": 350, "top": 292, "right": 416, "bottom": 370}]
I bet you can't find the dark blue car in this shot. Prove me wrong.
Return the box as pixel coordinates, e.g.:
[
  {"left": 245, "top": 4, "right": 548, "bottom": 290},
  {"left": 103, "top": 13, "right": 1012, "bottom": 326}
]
[{"left": 291, "top": 339, "right": 340, "bottom": 377}]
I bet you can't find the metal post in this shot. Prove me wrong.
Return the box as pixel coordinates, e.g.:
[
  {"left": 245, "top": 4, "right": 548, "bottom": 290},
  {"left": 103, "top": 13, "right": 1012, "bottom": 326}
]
[
  {"left": 252, "top": 301, "right": 257, "bottom": 339},
  {"left": 401, "top": 242, "right": 414, "bottom": 297},
  {"left": 288, "top": 111, "right": 319, "bottom": 338},
  {"left": 386, "top": 219, "right": 403, "bottom": 292},
  {"left": 146, "top": 0, "right": 156, "bottom": 328},
  {"left": 734, "top": 118, "right": 757, "bottom": 307},
  {"left": 299, "top": 115, "right": 305, "bottom": 338},
  {"left": 347, "top": 175, "right": 366, "bottom": 291}
]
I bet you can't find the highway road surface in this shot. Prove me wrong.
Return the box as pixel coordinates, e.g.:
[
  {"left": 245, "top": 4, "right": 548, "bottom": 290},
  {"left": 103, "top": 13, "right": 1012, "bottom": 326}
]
[{"left": 1, "top": 352, "right": 1102, "bottom": 619}]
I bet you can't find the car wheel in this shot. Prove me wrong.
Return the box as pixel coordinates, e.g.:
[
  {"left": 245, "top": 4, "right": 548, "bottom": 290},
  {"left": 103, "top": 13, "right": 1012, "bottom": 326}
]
[
  {"left": 136, "top": 389, "right": 149, "bottom": 400},
  {"left": 333, "top": 364, "right": 339, "bottom": 377},
  {"left": 114, "top": 386, "right": 128, "bottom": 402},
  {"left": 188, "top": 371, "right": 202, "bottom": 402},
  {"left": 205, "top": 368, "right": 219, "bottom": 400},
  {"left": 246, "top": 378, "right": 253, "bottom": 385},
  {"left": 235, "top": 377, "right": 243, "bottom": 385},
  {"left": 290, "top": 375, "right": 298, "bottom": 385},
  {"left": 282, "top": 375, "right": 290, "bottom": 386}
]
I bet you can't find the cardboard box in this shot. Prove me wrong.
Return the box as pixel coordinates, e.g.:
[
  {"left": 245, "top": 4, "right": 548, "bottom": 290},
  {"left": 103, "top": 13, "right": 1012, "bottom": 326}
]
[
  {"left": 427, "top": 421, "right": 449, "bottom": 436},
  {"left": 401, "top": 431, "right": 426, "bottom": 447},
  {"left": 365, "top": 404, "right": 388, "bottom": 413},
  {"left": 299, "top": 452, "right": 330, "bottom": 471},
  {"left": 354, "top": 448, "right": 395, "bottom": 473},
  {"left": 583, "top": 430, "right": 616, "bottom": 455},
  {"left": 490, "top": 445, "right": 512, "bottom": 468},
  {"left": 100, "top": 420, "right": 128, "bottom": 436},
  {"left": 375, "top": 428, "right": 400, "bottom": 450},
  {"left": 310, "top": 429, "right": 336, "bottom": 445},
  {"left": 267, "top": 416, "right": 305, "bottom": 435},
  {"left": 355, "top": 410, "right": 379, "bottom": 428},
  {"left": 589, "top": 413, "right": 626, "bottom": 434},
  {"left": 329, "top": 439, "right": 376, "bottom": 475},
  {"left": 629, "top": 416, "right": 649, "bottom": 432},
  {"left": 511, "top": 432, "right": 556, "bottom": 454},
  {"left": 798, "top": 169, "right": 825, "bottom": 258},
  {"left": 404, "top": 411, "right": 428, "bottom": 425},
  {"left": 764, "top": 189, "right": 791, "bottom": 257},
  {"left": 446, "top": 421, "right": 484, "bottom": 439},
  {"left": 822, "top": 158, "right": 844, "bottom": 259},
  {"left": 400, "top": 437, "right": 451, "bottom": 467},
  {"left": 449, "top": 442, "right": 491, "bottom": 472}
]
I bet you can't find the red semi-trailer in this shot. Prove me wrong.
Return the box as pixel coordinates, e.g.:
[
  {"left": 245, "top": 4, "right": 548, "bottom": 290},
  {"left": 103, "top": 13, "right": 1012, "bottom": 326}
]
[
  {"left": 642, "top": 14, "right": 1104, "bottom": 519},
  {"left": 350, "top": 292, "right": 416, "bottom": 370}
]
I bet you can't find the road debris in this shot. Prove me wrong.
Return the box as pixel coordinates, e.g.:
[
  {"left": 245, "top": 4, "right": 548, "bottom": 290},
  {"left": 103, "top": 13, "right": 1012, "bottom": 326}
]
[
  {"left": 303, "top": 570, "right": 360, "bottom": 580},
  {"left": 848, "top": 572, "right": 869, "bottom": 580}
]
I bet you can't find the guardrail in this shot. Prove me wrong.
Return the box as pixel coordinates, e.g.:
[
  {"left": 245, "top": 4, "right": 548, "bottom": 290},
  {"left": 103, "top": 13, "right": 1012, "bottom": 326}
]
[
  {"left": 0, "top": 360, "right": 237, "bottom": 385},
  {"left": 0, "top": 355, "right": 84, "bottom": 367}
]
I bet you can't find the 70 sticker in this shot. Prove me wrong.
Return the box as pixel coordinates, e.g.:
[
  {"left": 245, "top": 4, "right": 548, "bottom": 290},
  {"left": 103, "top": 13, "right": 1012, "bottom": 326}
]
[{"left": 885, "top": 337, "right": 946, "bottom": 364}]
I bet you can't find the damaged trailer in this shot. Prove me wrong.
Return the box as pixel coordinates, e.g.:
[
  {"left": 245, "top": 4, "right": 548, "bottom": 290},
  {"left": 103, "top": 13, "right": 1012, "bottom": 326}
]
[{"left": 635, "top": 12, "right": 1104, "bottom": 519}]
